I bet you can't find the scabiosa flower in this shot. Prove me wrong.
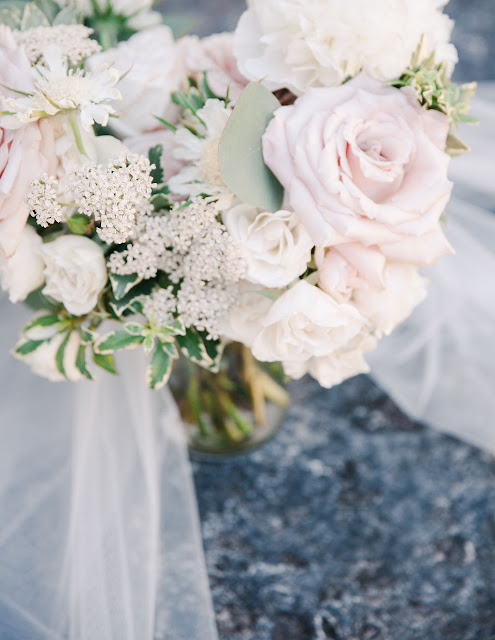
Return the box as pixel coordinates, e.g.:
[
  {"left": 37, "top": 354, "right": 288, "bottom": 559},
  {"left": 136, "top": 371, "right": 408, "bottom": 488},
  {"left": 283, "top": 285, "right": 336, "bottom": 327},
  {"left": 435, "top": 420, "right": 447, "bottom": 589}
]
[
  {"left": 168, "top": 99, "right": 234, "bottom": 208},
  {"left": 1, "top": 45, "right": 121, "bottom": 131}
]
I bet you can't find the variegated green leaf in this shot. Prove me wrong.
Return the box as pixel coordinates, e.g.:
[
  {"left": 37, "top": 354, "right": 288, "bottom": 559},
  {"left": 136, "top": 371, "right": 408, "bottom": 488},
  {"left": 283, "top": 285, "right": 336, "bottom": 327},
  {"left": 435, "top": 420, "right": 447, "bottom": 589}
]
[
  {"left": 146, "top": 341, "right": 176, "bottom": 390},
  {"left": 55, "top": 331, "right": 71, "bottom": 377},
  {"left": 75, "top": 344, "right": 93, "bottom": 380},
  {"left": 93, "top": 351, "right": 118, "bottom": 375},
  {"left": 95, "top": 330, "right": 144, "bottom": 354}
]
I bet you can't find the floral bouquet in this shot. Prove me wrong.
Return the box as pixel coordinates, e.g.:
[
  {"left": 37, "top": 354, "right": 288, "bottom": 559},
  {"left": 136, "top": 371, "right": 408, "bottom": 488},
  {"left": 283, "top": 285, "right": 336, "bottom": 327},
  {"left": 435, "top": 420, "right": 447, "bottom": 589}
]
[{"left": 0, "top": 0, "right": 475, "bottom": 448}]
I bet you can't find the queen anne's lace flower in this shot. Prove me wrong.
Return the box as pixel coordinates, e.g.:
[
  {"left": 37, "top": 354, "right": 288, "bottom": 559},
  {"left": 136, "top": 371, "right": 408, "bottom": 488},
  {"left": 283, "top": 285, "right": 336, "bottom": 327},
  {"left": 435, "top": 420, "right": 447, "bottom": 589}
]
[
  {"left": 109, "top": 199, "right": 246, "bottom": 338},
  {"left": 143, "top": 287, "right": 177, "bottom": 326},
  {"left": 25, "top": 174, "right": 65, "bottom": 228},
  {"left": 168, "top": 99, "right": 234, "bottom": 208},
  {"left": 69, "top": 153, "right": 153, "bottom": 244},
  {"left": 234, "top": 0, "right": 458, "bottom": 95},
  {"left": 14, "top": 25, "right": 101, "bottom": 66},
  {"left": 1, "top": 45, "right": 121, "bottom": 131}
]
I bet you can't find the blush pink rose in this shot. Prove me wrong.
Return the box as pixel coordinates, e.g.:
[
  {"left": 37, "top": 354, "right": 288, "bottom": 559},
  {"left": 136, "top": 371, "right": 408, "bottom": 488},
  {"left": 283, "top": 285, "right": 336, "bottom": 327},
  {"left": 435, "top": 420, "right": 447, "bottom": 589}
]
[
  {"left": 0, "top": 120, "right": 58, "bottom": 257},
  {"left": 263, "top": 74, "right": 453, "bottom": 266},
  {"left": 180, "top": 33, "right": 249, "bottom": 102}
]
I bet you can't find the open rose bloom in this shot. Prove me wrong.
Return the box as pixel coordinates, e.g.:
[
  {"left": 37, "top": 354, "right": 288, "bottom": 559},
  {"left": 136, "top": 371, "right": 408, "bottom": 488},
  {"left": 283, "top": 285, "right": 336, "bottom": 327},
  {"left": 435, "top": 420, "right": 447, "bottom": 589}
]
[{"left": 0, "top": 0, "right": 475, "bottom": 393}]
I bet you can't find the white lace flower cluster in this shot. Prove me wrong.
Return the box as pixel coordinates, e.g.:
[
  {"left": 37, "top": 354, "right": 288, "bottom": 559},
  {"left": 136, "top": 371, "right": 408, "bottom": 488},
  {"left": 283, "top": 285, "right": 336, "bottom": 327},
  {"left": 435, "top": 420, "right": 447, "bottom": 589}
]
[
  {"left": 14, "top": 25, "right": 101, "bottom": 66},
  {"left": 70, "top": 153, "right": 154, "bottom": 244},
  {"left": 109, "top": 199, "right": 246, "bottom": 337},
  {"left": 26, "top": 174, "right": 65, "bottom": 228},
  {"left": 143, "top": 287, "right": 177, "bottom": 327}
]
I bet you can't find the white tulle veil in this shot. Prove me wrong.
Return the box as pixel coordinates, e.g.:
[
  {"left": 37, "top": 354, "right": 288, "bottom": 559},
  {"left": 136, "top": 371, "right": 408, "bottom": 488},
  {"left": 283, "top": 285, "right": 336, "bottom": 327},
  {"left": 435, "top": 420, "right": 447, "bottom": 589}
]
[{"left": 0, "top": 86, "right": 493, "bottom": 639}]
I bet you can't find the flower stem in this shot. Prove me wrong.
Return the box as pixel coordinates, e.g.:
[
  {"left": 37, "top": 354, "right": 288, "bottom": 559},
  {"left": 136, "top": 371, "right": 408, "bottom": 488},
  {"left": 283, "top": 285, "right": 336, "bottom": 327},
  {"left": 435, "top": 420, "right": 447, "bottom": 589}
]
[{"left": 69, "top": 113, "right": 87, "bottom": 157}]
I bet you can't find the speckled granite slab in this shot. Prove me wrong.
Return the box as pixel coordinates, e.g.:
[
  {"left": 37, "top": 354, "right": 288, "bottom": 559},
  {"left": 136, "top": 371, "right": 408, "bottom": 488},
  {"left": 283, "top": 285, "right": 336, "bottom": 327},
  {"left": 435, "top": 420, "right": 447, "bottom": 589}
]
[{"left": 193, "top": 377, "right": 495, "bottom": 640}]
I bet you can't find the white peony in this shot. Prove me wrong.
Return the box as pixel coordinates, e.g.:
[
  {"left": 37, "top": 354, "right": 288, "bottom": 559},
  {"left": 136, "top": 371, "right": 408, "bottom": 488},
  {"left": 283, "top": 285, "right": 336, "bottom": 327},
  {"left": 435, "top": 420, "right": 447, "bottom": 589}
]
[
  {"left": 223, "top": 204, "right": 313, "bottom": 288},
  {"left": 223, "top": 281, "right": 275, "bottom": 348},
  {"left": 0, "top": 226, "right": 45, "bottom": 303},
  {"left": 15, "top": 330, "right": 85, "bottom": 382},
  {"left": 86, "top": 27, "right": 184, "bottom": 138},
  {"left": 252, "top": 280, "right": 376, "bottom": 388},
  {"left": 234, "top": 0, "right": 457, "bottom": 95},
  {"left": 42, "top": 236, "right": 107, "bottom": 315},
  {"left": 168, "top": 99, "right": 234, "bottom": 207}
]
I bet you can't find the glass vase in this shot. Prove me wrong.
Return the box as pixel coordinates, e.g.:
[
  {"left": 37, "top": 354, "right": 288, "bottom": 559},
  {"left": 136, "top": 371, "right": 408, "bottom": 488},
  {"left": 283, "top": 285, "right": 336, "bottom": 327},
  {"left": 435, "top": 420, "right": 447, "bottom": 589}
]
[{"left": 168, "top": 343, "right": 290, "bottom": 459}]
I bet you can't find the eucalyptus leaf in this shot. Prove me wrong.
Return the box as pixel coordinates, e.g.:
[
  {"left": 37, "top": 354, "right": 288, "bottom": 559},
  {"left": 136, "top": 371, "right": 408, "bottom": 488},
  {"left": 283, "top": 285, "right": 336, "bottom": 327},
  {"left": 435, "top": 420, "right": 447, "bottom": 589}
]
[
  {"left": 162, "top": 13, "right": 196, "bottom": 38},
  {"left": 219, "top": 82, "right": 284, "bottom": 212},
  {"left": 52, "top": 5, "right": 78, "bottom": 24},
  {"left": 0, "top": 7, "right": 22, "bottom": 27},
  {"left": 21, "top": 2, "right": 50, "bottom": 28}
]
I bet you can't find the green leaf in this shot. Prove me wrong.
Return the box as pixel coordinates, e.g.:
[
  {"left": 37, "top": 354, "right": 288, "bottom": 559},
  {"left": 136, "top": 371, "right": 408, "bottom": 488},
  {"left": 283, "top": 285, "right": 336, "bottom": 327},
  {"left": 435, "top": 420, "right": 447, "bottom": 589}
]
[
  {"left": 148, "top": 144, "right": 164, "bottom": 186},
  {"left": 24, "top": 314, "right": 61, "bottom": 332},
  {"left": 158, "top": 319, "right": 186, "bottom": 340},
  {"left": 219, "top": 82, "right": 284, "bottom": 212},
  {"left": 146, "top": 341, "right": 175, "bottom": 390},
  {"left": 24, "top": 288, "right": 61, "bottom": 311},
  {"left": 75, "top": 344, "right": 93, "bottom": 380},
  {"left": 109, "top": 272, "right": 142, "bottom": 300},
  {"left": 176, "top": 328, "right": 221, "bottom": 370},
  {"left": 154, "top": 116, "right": 177, "bottom": 132},
  {"left": 162, "top": 13, "right": 196, "bottom": 38},
  {"left": 52, "top": 5, "right": 78, "bottom": 24},
  {"left": 67, "top": 213, "right": 92, "bottom": 235},
  {"left": 108, "top": 277, "right": 156, "bottom": 317},
  {"left": 15, "top": 339, "right": 46, "bottom": 356},
  {"left": 36, "top": 0, "right": 59, "bottom": 23},
  {"left": 150, "top": 192, "right": 172, "bottom": 211},
  {"left": 446, "top": 131, "right": 471, "bottom": 157},
  {"left": 200, "top": 73, "right": 217, "bottom": 100},
  {"left": 95, "top": 330, "right": 144, "bottom": 354},
  {"left": 21, "top": 2, "right": 50, "bottom": 28},
  {"left": 0, "top": 6, "right": 22, "bottom": 27},
  {"left": 143, "top": 334, "right": 155, "bottom": 355},
  {"left": 200, "top": 331, "right": 224, "bottom": 373},
  {"left": 55, "top": 331, "right": 71, "bottom": 378},
  {"left": 93, "top": 351, "right": 118, "bottom": 375}
]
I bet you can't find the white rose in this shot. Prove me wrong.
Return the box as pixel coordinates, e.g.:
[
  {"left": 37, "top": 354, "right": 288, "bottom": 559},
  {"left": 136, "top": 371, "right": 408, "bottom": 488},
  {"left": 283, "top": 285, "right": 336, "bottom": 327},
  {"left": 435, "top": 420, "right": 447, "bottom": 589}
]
[
  {"left": 42, "top": 236, "right": 107, "bottom": 315},
  {"left": 223, "top": 204, "right": 313, "bottom": 288},
  {"left": 85, "top": 26, "right": 184, "bottom": 138},
  {"left": 252, "top": 280, "right": 376, "bottom": 387},
  {"left": 223, "top": 281, "right": 275, "bottom": 348},
  {"left": 0, "top": 226, "right": 45, "bottom": 303},
  {"left": 234, "top": 0, "right": 457, "bottom": 95},
  {"left": 15, "top": 331, "right": 85, "bottom": 382}
]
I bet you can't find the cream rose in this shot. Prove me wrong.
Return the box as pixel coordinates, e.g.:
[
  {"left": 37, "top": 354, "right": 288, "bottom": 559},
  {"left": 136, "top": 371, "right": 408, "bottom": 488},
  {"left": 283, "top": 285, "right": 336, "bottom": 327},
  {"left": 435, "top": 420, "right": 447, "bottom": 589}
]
[
  {"left": 180, "top": 33, "right": 249, "bottom": 102},
  {"left": 316, "top": 244, "right": 428, "bottom": 336},
  {"left": 234, "top": 0, "right": 457, "bottom": 95},
  {"left": 252, "top": 280, "right": 376, "bottom": 387},
  {"left": 263, "top": 74, "right": 454, "bottom": 266},
  {"left": 0, "top": 226, "right": 45, "bottom": 303},
  {"left": 223, "top": 204, "right": 313, "bottom": 288},
  {"left": 42, "top": 236, "right": 107, "bottom": 315},
  {"left": 86, "top": 26, "right": 184, "bottom": 138}
]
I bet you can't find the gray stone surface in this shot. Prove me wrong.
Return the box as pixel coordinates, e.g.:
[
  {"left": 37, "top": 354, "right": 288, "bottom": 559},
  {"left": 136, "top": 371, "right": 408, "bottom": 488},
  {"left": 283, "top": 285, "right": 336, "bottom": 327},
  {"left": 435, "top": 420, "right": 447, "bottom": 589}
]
[
  {"left": 193, "top": 377, "right": 495, "bottom": 640},
  {"left": 159, "top": 2, "right": 495, "bottom": 638}
]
